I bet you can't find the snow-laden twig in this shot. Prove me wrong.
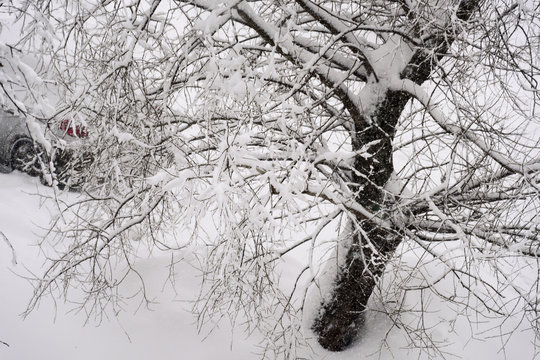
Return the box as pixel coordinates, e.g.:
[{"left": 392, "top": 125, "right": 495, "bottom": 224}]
[
  {"left": 0, "top": 231, "right": 17, "bottom": 266},
  {"left": 424, "top": 195, "right": 467, "bottom": 241}
]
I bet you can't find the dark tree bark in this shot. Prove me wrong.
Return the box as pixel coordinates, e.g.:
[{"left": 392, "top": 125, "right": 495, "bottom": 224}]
[
  {"left": 312, "top": 0, "right": 483, "bottom": 351},
  {"left": 311, "top": 90, "right": 409, "bottom": 352}
]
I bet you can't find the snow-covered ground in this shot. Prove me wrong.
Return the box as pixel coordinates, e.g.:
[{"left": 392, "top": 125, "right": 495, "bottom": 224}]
[
  {"left": 0, "top": 171, "right": 538, "bottom": 359},
  {"left": 0, "top": 173, "right": 259, "bottom": 360}
]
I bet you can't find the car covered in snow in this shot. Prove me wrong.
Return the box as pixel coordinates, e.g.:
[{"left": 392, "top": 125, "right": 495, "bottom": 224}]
[
  {"left": 0, "top": 108, "right": 89, "bottom": 187},
  {"left": 0, "top": 109, "right": 43, "bottom": 175}
]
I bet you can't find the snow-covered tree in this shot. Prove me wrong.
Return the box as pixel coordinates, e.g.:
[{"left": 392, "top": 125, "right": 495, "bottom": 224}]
[{"left": 8, "top": 0, "right": 540, "bottom": 357}]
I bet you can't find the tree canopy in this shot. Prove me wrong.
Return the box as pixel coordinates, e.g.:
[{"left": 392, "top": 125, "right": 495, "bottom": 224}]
[{"left": 1, "top": 0, "right": 540, "bottom": 358}]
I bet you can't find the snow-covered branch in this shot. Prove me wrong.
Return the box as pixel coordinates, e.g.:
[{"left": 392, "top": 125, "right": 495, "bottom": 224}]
[{"left": 392, "top": 78, "right": 540, "bottom": 177}]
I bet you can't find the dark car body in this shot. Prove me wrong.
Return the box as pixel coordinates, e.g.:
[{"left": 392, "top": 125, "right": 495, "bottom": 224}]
[
  {"left": 0, "top": 109, "right": 89, "bottom": 188},
  {"left": 0, "top": 109, "right": 43, "bottom": 175}
]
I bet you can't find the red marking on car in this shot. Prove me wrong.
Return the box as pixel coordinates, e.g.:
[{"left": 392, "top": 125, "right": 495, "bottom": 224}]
[{"left": 60, "top": 119, "right": 88, "bottom": 138}]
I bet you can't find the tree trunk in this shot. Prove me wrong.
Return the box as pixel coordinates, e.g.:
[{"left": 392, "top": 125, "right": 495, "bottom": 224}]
[
  {"left": 312, "top": 1, "right": 482, "bottom": 350},
  {"left": 311, "top": 90, "right": 410, "bottom": 352}
]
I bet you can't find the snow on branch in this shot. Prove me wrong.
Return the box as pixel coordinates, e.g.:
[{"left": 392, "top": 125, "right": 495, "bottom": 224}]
[
  {"left": 233, "top": 2, "right": 366, "bottom": 116},
  {"left": 392, "top": 78, "right": 540, "bottom": 177},
  {"left": 294, "top": 0, "right": 374, "bottom": 55}
]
